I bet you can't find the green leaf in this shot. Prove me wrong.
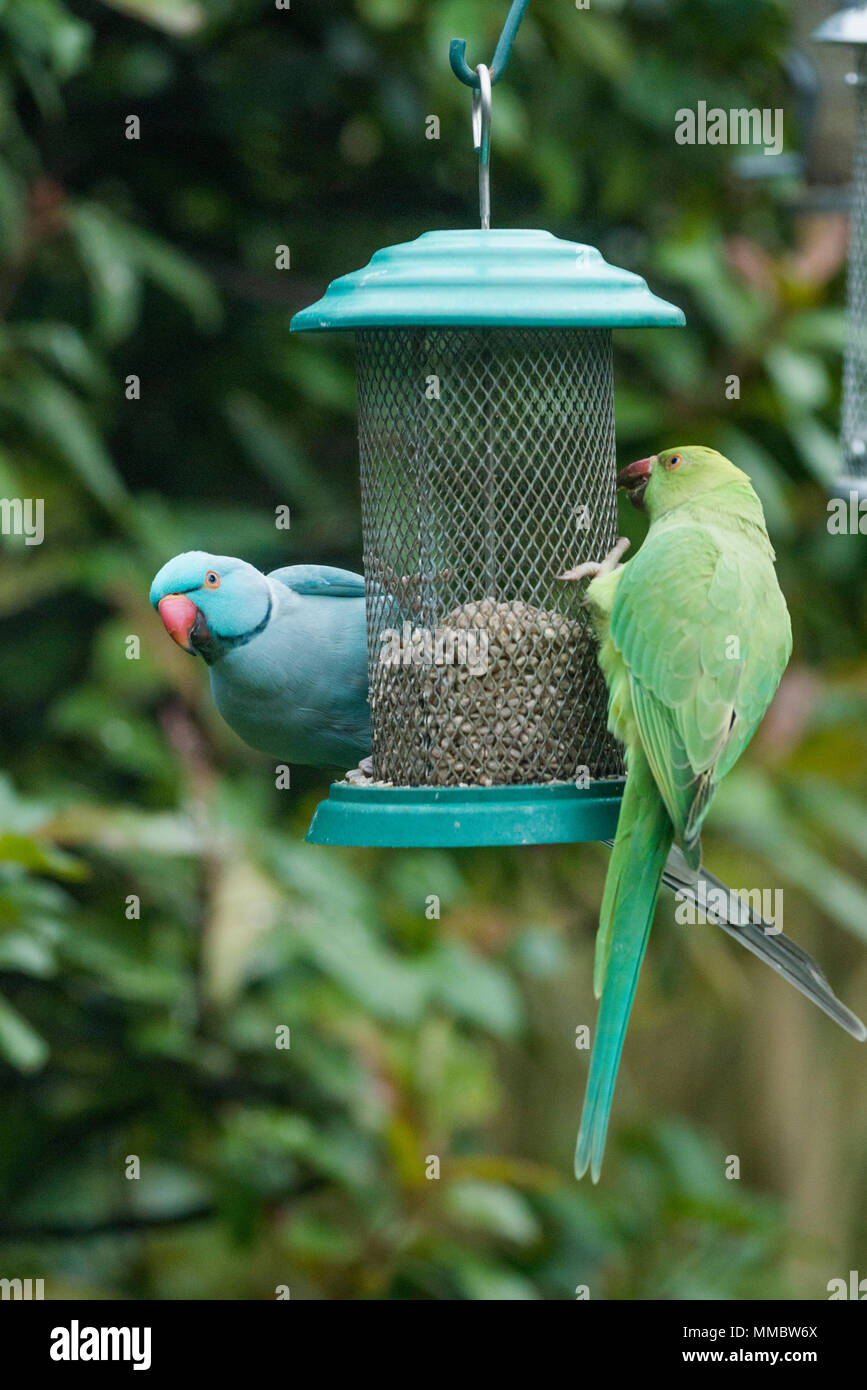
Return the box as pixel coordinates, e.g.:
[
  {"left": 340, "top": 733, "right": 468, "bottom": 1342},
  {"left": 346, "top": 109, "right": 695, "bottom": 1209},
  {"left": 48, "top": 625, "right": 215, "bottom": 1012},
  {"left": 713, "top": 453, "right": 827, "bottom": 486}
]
[
  {"left": 423, "top": 942, "right": 523, "bottom": 1038},
  {"left": 130, "top": 493, "right": 286, "bottom": 564},
  {"left": 288, "top": 904, "right": 425, "bottom": 1024},
  {"left": 786, "top": 778, "right": 867, "bottom": 867},
  {"left": 787, "top": 413, "right": 842, "bottom": 490},
  {"left": 51, "top": 690, "right": 177, "bottom": 780},
  {"left": 444, "top": 1180, "right": 540, "bottom": 1245},
  {"left": 69, "top": 204, "right": 221, "bottom": 339},
  {"left": 655, "top": 234, "right": 766, "bottom": 348},
  {"left": 120, "top": 226, "right": 221, "bottom": 332},
  {"left": 713, "top": 772, "right": 867, "bottom": 945},
  {"left": 61, "top": 933, "right": 186, "bottom": 1006},
  {"left": 356, "top": 0, "right": 410, "bottom": 28},
  {"left": 95, "top": 0, "right": 205, "bottom": 36},
  {"left": 66, "top": 204, "right": 141, "bottom": 344},
  {"left": 3, "top": 0, "right": 91, "bottom": 105},
  {"left": 43, "top": 803, "right": 206, "bottom": 855},
  {"left": 0, "top": 156, "right": 26, "bottom": 260},
  {"left": 11, "top": 322, "right": 111, "bottom": 393},
  {"left": 383, "top": 851, "right": 466, "bottom": 914},
  {"left": 765, "top": 344, "right": 830, "bottom": 412},
  {"left": 455, "top": 1255, "right": 541, "bottom": 1301},
  {"left": 0, "top": 830, "right": 86, "bottom": 880},
  {"left": 508, "top": 925, "right": 568, "bottom": 978},
  {"left": 286, "top": 345, "right": 356, "bottom": 414},
  {"left": 225, "top": 391, "right": 335, "bottom": 509},
  {"left": 0, "top": 991, "right": 49, "bottom": 1071},
  {"left": 783, "top": 308, "right": 847, "bottom": 355},
  {"left": 0, "top": 365, "right": 126, "bottom": 507},
  {"left": 268, "top": 844, "right": 426, "bottom": 1023},
  {"left": 716, "top": 425, "right": 793, "bottom": 538}
]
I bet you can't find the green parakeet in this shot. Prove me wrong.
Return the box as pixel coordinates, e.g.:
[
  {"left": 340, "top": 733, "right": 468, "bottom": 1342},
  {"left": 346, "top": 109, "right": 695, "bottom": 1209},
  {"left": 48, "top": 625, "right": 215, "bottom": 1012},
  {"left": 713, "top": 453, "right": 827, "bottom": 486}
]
[{"left": 561, "top": 445, "right": 797, "bottom": 1182}]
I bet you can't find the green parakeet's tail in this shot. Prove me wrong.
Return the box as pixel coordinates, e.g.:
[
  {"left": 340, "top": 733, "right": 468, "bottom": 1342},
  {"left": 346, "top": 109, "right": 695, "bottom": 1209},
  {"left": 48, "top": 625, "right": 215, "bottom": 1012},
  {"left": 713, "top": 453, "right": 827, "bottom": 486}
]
[{"left": 576, "top": 751, "right": 673, "bottom": 1182}]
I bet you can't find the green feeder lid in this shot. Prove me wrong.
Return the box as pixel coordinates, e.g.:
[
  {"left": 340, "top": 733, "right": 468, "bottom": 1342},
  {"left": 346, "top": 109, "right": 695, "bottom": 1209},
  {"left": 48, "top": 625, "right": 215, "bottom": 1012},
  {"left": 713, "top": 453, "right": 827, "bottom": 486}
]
[{"left": 290, "top": 228, "right": 685, "bottom": 332}]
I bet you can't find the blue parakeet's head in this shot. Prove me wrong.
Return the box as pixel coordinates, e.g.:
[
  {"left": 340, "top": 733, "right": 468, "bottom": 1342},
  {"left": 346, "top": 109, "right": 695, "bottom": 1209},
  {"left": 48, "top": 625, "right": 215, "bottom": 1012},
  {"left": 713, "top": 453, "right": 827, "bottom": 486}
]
[{"left": 150, "top": 552, "right": 271, "bottom": 663}]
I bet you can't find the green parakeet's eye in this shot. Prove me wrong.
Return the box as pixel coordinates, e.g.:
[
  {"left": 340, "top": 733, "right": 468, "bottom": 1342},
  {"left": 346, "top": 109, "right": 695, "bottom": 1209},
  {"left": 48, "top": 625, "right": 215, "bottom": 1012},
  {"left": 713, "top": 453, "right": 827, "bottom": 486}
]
[{"left": 665, "top": 454, "right": 682, "bottom": 470}]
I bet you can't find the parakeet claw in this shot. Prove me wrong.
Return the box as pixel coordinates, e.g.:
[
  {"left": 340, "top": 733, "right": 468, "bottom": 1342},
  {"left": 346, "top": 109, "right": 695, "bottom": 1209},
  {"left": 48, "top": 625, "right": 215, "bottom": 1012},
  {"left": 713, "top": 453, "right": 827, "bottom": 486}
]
[
  {"left": 558, "top": 536, "right": 630, "bottom": 583},
  {"left": 345, "top": 755, "right": 374, "bottom": 785},
  {"left": 558, "top": 560, "right": 601, "bottom": 583}
]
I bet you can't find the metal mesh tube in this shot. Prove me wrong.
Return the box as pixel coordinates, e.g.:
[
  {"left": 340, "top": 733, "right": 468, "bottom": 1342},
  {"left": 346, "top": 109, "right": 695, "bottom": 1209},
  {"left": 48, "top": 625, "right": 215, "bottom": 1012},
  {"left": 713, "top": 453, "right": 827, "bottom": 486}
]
[
  {"left": 357, "top": 326, "right": 624, "bottom": 787},
  {"left": 843, "top": 53, "right": 867, "bottom": 479}
]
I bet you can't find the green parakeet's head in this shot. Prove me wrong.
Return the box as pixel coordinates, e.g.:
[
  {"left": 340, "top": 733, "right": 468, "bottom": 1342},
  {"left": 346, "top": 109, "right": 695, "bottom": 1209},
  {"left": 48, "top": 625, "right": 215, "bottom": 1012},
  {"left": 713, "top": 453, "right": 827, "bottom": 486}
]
[{"left": 618, "top": 445, "right": 750, "bottom": 519}]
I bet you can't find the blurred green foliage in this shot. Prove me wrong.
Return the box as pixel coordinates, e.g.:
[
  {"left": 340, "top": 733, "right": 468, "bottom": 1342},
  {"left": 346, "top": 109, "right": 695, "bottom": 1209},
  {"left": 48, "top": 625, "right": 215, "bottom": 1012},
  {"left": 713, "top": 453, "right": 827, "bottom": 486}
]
[{"left": 0, "top": 0, "right": 865, "bottom": 1300}]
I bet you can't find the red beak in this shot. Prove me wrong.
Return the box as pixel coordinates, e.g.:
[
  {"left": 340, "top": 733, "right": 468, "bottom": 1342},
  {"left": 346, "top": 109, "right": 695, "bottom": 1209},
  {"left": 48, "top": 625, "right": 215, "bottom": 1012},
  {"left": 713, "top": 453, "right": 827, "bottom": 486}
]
[
  {"left": 617, "top": 454, "right": 656, "bottom": 509},
  {"left": 157, "top": 593, "right": 199, "bottom": 653},
  {"left": 617, "top": 456, "right": 655, "bottom": 486}
]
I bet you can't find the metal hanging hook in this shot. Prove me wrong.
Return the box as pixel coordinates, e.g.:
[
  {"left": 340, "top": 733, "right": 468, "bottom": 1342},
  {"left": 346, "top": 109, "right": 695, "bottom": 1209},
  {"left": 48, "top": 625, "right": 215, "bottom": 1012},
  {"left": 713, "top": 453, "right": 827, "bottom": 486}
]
[
  {"left": 472, "top": 65, "right": 493, "bottom": 229},
  {"left": 450, "top": 0, "right": 532, "bottom": 89}
]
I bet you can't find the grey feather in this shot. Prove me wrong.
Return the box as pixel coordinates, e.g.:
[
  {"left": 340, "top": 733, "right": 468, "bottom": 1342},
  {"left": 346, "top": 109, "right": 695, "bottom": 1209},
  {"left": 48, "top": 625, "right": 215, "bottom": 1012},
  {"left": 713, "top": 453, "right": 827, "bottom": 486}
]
[{"left": 602, "top": 840, "right": 867, "bottom": 1041}]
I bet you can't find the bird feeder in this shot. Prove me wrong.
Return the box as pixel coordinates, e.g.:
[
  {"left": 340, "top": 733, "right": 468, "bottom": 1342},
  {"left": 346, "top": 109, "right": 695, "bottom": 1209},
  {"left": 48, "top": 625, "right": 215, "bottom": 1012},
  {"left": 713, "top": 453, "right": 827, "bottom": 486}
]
[
  {"left": 291, "top": 10, "right": 684, "bottom": 848},
  {"left": 814, "top": 3, "right": 867, "bottom": 490}
]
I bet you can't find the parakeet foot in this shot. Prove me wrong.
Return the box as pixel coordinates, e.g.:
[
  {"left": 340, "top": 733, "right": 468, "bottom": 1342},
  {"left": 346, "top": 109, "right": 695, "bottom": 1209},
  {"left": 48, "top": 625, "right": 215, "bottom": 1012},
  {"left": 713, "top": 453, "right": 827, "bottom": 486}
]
[
  {"left": 345, "top": 755, "right": 374, "bottom": 785},
  {"left": 558, "top": 537, "right": 630, "bottom": 583}
]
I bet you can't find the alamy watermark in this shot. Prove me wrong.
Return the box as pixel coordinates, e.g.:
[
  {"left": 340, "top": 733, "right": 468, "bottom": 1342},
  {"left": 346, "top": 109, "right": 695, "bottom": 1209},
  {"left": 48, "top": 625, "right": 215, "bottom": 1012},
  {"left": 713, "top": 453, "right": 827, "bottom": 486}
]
[
  {"left": 50, "top": 1321, "right": 151, "bottom": 1370},
  {"left": 0, "top": 498, "right": 44, "bottom": 545},
  {"left": 827, "top": 490, "right": 867, "bottom": 535},
  {"left": 675, "top": 882, "right": 783, "bottom": 935},
  {"left": 828, "top": 1271, "right": 867, "bottom": 1299},
  {"left": 675, "top": 102, "right": 784, "bottom": 157},
  {"left": 379, "top": 621, "right": 489, "bottom": 675},
  {"left": 0, "top": 1276, "right": 44, "bottom": 1299}
]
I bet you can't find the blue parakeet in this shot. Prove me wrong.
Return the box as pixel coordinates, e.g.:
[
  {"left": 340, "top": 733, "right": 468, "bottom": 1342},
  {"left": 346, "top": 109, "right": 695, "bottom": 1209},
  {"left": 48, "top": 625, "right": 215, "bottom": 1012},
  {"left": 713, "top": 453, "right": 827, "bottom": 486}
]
[{"left": 150, "top": 552, "right": 370, "bottom": 768}]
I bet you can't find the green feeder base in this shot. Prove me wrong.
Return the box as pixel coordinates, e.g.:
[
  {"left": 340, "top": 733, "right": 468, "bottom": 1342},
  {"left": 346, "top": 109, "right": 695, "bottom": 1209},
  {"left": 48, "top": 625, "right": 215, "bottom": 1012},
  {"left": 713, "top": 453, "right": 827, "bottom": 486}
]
[{"left": 305, "top": 780, "right": 625, "bottom": 849}]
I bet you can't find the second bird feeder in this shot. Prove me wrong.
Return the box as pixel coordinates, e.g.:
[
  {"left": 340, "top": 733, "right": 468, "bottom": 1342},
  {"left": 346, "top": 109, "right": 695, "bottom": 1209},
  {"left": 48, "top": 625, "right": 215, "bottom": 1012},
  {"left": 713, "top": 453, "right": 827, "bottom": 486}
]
[
  {"left": 814, "top": 4, "right": 867, "bottom": 489},
  {"left": 291, "top": 24, "right": 684, "bottom": 848}
]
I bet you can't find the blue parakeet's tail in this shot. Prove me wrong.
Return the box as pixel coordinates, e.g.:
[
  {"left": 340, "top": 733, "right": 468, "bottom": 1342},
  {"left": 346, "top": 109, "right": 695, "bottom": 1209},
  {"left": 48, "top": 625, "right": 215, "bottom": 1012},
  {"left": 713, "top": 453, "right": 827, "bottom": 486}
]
[{"left": 576, "top": 751, "right": 673, "bottom": 1182}]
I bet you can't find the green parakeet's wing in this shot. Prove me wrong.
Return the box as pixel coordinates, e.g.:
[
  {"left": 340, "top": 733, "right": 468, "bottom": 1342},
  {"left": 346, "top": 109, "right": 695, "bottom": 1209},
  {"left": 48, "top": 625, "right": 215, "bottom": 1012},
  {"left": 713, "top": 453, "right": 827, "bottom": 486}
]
[{"left": 609, "top": 519, "right": 791, "bottom": 863}]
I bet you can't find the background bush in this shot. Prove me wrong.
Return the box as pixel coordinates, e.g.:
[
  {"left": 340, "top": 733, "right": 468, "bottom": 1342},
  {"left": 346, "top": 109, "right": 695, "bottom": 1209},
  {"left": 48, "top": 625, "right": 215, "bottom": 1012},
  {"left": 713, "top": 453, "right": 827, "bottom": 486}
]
[{"left": 0, "top": 0, "right": 864, "bottom": 1300}]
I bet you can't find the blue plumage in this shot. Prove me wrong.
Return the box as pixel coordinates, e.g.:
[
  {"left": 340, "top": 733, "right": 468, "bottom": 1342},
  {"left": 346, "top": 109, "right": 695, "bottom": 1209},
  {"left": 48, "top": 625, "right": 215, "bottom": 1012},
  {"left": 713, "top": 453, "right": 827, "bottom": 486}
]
[{"left": 150, "top": 552, "right": 370, "bottom": 767}]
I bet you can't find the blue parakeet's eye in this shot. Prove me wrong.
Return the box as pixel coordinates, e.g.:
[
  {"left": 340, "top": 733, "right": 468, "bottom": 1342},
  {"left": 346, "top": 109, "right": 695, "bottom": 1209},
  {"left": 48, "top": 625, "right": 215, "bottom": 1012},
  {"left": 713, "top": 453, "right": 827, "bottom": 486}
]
[
  {"left": 204, "top": 571, "right": 221, "bottom": 589},
  {"left": 665, "top": 454, "right": 682, "bottom": 470}
]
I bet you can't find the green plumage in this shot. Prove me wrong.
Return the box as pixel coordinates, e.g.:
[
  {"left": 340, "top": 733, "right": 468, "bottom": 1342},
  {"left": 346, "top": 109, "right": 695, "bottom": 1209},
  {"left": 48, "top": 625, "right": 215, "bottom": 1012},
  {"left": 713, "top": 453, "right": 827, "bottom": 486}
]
[
  {"left": 575, "top": 446, "right": 792, "bottom": 1181},
  {"left": 577, "top": 749, "right": 672, "bottom": 1181}
]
